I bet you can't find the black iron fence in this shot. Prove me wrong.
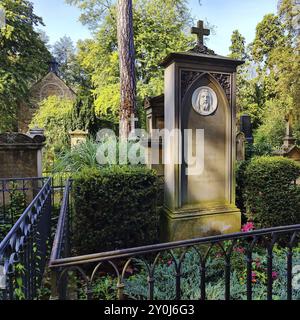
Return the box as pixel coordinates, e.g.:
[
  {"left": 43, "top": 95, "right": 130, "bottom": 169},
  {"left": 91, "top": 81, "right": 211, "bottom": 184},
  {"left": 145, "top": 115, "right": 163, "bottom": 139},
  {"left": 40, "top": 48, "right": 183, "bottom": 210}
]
[
  {"left": 49, "top": 180, "right": 300, "bottom": 300},
  {"left": 0, "top": 178, "right": 52, "bottom": 300},
  {"left": 42, "top": 171, "right": 72, "bottom": 208},
  {"left": 0, "top": 177, "right": 48, "bottom": 240}
]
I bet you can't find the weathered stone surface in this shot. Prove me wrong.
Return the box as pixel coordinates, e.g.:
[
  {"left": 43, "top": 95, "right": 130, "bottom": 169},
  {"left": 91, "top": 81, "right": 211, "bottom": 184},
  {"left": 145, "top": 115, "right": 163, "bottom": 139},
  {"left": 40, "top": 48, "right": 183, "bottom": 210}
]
[
  {"left": 0, "top": 131, "right": 45, "bottom": 178},
  {"left": 69, "top": 129, "right": 89, "bottom": 148},
  {"left": 236, "top": 132, "right": 246, "bottom": 161},
  {"left": 160, "top": 206, "right": 241, "bottom": 242}
]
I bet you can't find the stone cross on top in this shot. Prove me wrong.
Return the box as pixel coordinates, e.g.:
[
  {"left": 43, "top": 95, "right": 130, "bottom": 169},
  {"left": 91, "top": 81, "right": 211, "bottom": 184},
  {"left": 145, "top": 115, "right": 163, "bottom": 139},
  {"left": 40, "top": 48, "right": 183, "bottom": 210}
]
[{"left": 191, "top": 20, "right": 210, "bottom": 45}]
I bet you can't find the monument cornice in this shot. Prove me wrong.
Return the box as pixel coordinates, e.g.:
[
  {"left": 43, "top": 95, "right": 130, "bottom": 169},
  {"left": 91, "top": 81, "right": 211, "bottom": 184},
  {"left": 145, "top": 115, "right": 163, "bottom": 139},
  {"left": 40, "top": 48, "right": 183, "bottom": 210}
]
[
  {"left": 160, "top": 51, "right": 244, "bottom": 69},
  {"left": 0, "top": 132, "right": 46, "bottom": 150}
]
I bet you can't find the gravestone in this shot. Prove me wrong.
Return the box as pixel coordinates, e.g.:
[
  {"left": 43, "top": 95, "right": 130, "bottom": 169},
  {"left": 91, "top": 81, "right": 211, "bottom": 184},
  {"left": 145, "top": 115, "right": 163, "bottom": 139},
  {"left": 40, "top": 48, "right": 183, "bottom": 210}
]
[
  {"left": 240, "top": 114, "right": 253, "bottom": 144},
  {"left": 0, "top": 129, "right": 46, "bottom": 178},
  {"left": 160, "top": 21, "right": 244, "bottom": 241},
  {"left": 236, "top": 132, "right": 246, "bottom": 161},
  {"left": 273, "top": 114, "right": 300, "bottom": 162},
  {"left": 69, "top": 129, "right": 89, "bottom": 149}
]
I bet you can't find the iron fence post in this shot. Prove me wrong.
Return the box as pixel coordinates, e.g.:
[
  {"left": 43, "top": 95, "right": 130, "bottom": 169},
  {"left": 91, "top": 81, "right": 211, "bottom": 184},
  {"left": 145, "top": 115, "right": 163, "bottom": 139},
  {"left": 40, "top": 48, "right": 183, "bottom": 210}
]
[{"left": 50, "top": 268, "right": 60, "bottom": 300}]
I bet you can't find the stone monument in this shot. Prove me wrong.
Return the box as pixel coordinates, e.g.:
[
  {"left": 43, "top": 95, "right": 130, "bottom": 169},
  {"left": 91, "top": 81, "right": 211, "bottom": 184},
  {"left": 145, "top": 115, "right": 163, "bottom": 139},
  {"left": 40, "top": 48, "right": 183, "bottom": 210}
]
[
  {"left": 240, "top": 114, "right": 253, "bottom": 144},
  {"left": 160, "top": 20, "right": 244, "bottom": 241},
  {"left": 69, "top": 129, "right": 89, "bottom": 149},
  {"left": 0, "top": 128, "right": 46, "bottom": 179},
  {"left": 273, "top": 114, "right": 300, "bottom": 162},
  {"left": 236, "top": 132, "right": 246, "bottom": 161}
]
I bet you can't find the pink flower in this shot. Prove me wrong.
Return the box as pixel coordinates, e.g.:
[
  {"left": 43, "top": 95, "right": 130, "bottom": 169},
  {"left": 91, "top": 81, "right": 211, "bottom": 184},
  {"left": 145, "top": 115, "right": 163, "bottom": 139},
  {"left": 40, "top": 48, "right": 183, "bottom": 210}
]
[
  {"left": 234, "top": 247, "right": 245, "bottom": 254},
  {"left": 167, "top": 260, "right": 173, "bottom": 266},
  {"left": 272, "top": 271, "right": 278, "bottom": 280},
  {"left": 251, "top": 271, "right": 257, "bottom": 283},
  {"left": 242, "top": 222, "right": 255, "bottom": 232},
  {"left": 255, "top": 258, "right": 261, "bottom": 268}
]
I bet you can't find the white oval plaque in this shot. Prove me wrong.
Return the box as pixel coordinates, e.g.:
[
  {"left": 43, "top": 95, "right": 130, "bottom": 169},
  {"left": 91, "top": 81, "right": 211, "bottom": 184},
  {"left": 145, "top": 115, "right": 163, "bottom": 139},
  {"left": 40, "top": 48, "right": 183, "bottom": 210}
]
[{"left": 192, "top": 86, "right": 218, "bottom": 116}]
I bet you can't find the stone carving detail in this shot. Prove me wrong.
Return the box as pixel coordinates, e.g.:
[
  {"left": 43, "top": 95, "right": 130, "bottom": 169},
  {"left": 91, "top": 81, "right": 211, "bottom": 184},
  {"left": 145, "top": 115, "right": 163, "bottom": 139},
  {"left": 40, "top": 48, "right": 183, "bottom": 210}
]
[
  {"left": 189, "top": 43, "right": 216, "bottom": 56},
  {"left": 181, "top": 71, "right": 203, "bottom": 99},
  {"left": 212, "top": 73, "right": 231, "bottom": 103},
  {"left": 192, "top": 86, "right": 218, "bottom": 116},
  {"left": 181, "top": 71, "right": 231, "bottom": 103},
  {"left": 0, "top": 133, "right": 45, "bottom": 144}
]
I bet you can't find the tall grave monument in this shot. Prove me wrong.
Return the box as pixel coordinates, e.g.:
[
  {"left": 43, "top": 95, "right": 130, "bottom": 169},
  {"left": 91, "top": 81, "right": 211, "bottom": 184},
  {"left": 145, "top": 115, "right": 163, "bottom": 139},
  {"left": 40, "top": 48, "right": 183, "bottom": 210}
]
[{"left": 161, "top": 21, "right": 244, "bottom": 241}]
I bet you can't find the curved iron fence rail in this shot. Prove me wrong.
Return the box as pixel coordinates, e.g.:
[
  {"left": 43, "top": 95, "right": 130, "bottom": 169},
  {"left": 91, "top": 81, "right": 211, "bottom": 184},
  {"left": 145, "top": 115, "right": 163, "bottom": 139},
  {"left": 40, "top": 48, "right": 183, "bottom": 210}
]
[
  {"left": 0, "top": 178, "right": 52, "bottom": 300},
  {"left": 50, "top": 179, "right": 300, "bottom": 301}
]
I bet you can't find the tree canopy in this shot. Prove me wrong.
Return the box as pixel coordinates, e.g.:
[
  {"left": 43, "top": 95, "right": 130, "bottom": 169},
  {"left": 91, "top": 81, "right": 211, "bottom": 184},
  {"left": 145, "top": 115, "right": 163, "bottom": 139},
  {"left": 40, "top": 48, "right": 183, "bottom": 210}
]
[
  {"left": 0, "top": 0, "right": 51, "bottom": 131},
  {"left": 229, "top": 0, "right": 300, "bottom": 150},
  {"left": 74, "top": 0, "right": 194, "bottom": 124}
]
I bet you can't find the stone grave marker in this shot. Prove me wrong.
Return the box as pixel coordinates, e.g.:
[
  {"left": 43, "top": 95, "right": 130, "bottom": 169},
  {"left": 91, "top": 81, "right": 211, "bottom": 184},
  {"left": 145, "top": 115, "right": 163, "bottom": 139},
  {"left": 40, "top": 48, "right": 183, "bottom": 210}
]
[{"left": 160, "top": 20, "right": 244, "bottom": 241}]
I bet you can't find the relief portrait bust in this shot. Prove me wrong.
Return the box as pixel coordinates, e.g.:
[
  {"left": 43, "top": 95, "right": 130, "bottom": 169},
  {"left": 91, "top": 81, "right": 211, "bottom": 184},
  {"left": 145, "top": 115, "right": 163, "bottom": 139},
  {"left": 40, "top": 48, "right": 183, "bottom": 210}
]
[{"left": 192, "top": 86, "right": 218, "bottom": 116}]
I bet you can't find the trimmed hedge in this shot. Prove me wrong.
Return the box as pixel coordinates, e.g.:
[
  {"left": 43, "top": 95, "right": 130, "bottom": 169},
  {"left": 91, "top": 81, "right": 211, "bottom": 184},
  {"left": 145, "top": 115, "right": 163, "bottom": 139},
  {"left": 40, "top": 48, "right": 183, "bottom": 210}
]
[
  {"left": 72, "top": 166, "right": 159, "bottom": 254},
  {"left": 245, "top": 156, "right": 300, "bottom": 228}
]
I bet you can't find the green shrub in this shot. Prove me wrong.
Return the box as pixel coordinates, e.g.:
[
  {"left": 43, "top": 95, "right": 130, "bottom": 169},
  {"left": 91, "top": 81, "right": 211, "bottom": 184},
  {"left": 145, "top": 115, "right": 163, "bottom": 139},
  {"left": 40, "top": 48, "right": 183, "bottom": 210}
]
[
  {"left": 245, "top": 156, "right": 300, "bottom": 228},
  {"left": 72, "top": 166, "right": 159, "bottom": 254}
]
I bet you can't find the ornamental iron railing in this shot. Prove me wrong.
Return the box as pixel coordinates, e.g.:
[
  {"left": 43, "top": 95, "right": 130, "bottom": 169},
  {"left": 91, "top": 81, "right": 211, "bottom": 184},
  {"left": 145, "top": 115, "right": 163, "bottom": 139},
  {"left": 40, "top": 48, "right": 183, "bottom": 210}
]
[
  {"left": 0, "top": 177, "right": 52, "bottom": 300},
  {"left": 49, "top": 179, "right": 300, "bottom": 300},
  {"left": 0, "top": 177, "right": 48, "bottom": 239}
]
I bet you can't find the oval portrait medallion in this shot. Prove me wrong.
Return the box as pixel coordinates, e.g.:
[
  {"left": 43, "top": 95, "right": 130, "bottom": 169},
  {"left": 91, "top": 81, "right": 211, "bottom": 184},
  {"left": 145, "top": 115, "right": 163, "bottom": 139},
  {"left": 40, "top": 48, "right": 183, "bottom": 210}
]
[{"left": 192, "top": 86, "right": 218, "bottom": 116}]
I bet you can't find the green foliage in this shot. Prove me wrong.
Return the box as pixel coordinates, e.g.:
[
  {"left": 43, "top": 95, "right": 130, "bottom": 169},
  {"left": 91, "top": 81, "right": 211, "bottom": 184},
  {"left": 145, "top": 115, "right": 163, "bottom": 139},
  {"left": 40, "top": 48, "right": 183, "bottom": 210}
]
[
  {"left": 14, "top": 263, "right": 26, "bottom": 300},
  {"left": 230, "top": 1, "right": 299, "bottom": 141},
  {"left": 54, "top": 139, "right": 100, "bottom": 173},
  {"left": 252, "top": 14, "right": 286, "bottom": 65},
  {"left": 72, "top": 166, "right": 159, "bottom": 254},
  {"left": 245, "top": 156, "right": 300, "bottom": 228},
  {"left": 248, "top": 2, "right": 300, "bottom": 140},
  {"left": 75, "top": 0, "right": 194, "bottom": 124},
  {"left": 52, "top": 36, "right": 83, "bottom": 87},
  {"left": 54, "top": 136, "right": 149, "bottom": 173},
  {"left": 123, "top": 246, "right": 300, "bottom": 300},
  {"left": 253, "top": 99, "right": 287, "bottom": 150},
  {"left": 228, "top": 30, "right": 263, "bottom": 129},
  {"left": 229, "top": 30, "right": 247, "bottom": 60},
  {"left": 79, "top": 276, "right": 118, "bottom": 300},
  {"left": 0, "top": 183, "right": 27, "bottom": 240},
  {"left": 8, "top": 184, "right": 27, "bottom": 222},
  {"left": 69, "top": 87, "right": 103, "bottom": 136},
  {"left": 30, "top": 96, "right": 73, "bottom": 170},
  {"left": 0, "top": 0, "right": 51, "bottom": 131}
]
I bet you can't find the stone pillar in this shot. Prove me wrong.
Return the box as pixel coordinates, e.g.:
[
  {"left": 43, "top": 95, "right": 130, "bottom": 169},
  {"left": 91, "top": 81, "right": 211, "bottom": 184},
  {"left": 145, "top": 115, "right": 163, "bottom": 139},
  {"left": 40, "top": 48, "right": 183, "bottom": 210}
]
[
  {"left": 69, "top": 129, "right": 88, "bottom": 149},
  {"left": 0, "top": 129, "right": 46, "bottom": 178}
]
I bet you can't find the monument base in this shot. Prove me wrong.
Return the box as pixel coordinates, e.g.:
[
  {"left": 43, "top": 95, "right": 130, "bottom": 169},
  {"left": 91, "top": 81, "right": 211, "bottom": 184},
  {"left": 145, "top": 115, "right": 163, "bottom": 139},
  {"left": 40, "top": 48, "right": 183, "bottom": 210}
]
[{"left": 160, "top": 205, "right": 241, "bottom": 242}]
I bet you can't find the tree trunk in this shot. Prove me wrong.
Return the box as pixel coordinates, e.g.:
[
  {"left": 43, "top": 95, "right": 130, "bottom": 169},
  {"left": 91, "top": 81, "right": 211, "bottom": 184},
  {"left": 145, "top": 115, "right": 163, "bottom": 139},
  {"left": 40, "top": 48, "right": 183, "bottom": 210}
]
[{"left": 117, "top": 0, "right": 136, "bottom": 139}]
